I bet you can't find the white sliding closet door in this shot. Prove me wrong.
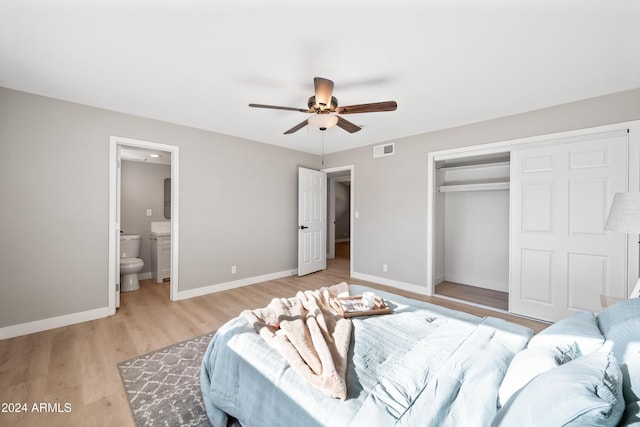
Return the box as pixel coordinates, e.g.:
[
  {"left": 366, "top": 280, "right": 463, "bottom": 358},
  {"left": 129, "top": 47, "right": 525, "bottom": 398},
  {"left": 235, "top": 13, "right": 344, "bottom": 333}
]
[{"left": 510, "top": 131, "right": 628, "bottom": 322}]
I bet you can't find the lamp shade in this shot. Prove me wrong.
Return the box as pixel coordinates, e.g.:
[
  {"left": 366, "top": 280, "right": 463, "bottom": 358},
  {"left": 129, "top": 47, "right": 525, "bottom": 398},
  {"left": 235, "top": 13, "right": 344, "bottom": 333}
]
[
  {"left": 605, "top": 192, "right": 640, "bottom": 233},
  {"left": 308, "top": 114, "right": 338, "bottom": 130}
]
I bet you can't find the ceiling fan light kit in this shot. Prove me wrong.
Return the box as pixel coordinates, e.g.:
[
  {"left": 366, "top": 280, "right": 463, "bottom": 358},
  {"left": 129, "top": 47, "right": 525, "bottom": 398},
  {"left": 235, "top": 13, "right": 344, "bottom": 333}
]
[
  {"left": 308, "top": 113, "right": 339, "bottom": 131},
  {"left": 249, "top": 76, "right": 397, "bottom": 135}
]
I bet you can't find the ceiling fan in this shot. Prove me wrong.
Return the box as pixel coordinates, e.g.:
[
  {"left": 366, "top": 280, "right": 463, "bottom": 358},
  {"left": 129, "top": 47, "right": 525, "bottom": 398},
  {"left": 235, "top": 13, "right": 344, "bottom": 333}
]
[{"left": 249, "top": 77, "right": 397, "bottom": 134}]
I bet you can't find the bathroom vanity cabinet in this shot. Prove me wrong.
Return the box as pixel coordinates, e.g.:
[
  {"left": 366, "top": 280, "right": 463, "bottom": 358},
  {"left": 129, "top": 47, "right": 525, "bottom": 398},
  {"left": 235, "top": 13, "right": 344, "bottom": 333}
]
[{"left": 150, "top": 233, "right": 171, "bottom": 283}]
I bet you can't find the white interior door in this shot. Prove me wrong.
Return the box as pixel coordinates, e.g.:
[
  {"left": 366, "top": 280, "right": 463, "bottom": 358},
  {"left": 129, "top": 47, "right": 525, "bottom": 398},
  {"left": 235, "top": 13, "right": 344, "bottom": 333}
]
[
  {"left": 298, "top": 167, "right": 327, "bottom": 276},
  {"left": 510, "top": 131, "right": 628, "bottom": 322}
]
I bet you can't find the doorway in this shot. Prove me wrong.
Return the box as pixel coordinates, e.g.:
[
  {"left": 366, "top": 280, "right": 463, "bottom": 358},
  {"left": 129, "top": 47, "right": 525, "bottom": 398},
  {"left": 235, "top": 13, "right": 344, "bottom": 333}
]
[
  {"left": 324, "top": 165, "right": 354, "bottom": 278},
  {"left": 433, "top": 152, "right": 511, "bottom": 312},
  {"left": 108, "top": 136, "right": 180, "bottom": 315}
]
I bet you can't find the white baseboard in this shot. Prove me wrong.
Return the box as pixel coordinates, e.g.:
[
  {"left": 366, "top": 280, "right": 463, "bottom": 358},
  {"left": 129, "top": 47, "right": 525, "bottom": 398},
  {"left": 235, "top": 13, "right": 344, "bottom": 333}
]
[
  {"left": 1, "top": 269, "right": 298, "bottom": 340},
  {"left": 176, "top": 269, "right": 298, "bottom": 300},
  {"left": 351, "top": 271, "right": 429, "bottom": 296},
  {"left": 4, "top": 268, "right": 432, "bottom": 339},
  {"left": 0, "top": 307, "right": 112, "bottom": 340},
  {"left": 443, "top": 274, "right": 509, "bottom": 293}
]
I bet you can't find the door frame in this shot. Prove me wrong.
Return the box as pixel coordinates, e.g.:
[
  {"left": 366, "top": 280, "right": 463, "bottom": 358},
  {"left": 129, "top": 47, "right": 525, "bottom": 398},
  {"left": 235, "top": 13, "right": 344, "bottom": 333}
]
[
  {"left": 108, "top": 136, "right": 180, "bottom": 314},
  {"left": 322, "top": 165, "right": 354, "bottom": 278},
  {"left": 427, "top": 121, "right": 640, "bottom": 298}
]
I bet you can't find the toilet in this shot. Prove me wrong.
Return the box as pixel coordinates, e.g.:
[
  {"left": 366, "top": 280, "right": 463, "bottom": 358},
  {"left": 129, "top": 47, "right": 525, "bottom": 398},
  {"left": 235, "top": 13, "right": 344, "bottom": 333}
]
[{"left": 120, "top": 234, "right": 144, "bottom": 292}]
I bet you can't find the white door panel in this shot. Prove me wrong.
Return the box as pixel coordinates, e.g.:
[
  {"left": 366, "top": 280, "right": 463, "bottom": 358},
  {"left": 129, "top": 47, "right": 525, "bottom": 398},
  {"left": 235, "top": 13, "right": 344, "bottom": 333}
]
[
  {"left": 567, "top": 253, "right": 607, "bottom": 311},
  {"left": 298, "top": 167, "right": 326, "bottom": 276},
  {"left": 569, "top": 179, "right": 607, "bottom": 234},
  {"left": 519, "top": 249, "right": 554, "bottom": 303},
  {"left": 511, "top": 131, "right": 628, "bottom": 322},
  {"left": 521, "top": 182, "right": 554, "bottom": 232}
]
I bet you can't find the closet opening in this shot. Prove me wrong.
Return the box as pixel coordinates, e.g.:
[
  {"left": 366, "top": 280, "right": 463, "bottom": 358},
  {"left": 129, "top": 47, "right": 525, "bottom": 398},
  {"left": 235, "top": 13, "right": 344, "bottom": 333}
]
[
  {"left": 434, "top": 152, "right": 511, "bottom": 311},
  {"left": 428, "top": 122, "right": 640, "bottom": 322}
]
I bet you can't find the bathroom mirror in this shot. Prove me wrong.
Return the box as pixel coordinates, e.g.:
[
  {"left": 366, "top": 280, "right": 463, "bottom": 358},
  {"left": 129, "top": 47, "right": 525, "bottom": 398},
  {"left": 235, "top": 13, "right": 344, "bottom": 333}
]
[{"left": 164, "top": 178, "right": 171, "bottom": 219}]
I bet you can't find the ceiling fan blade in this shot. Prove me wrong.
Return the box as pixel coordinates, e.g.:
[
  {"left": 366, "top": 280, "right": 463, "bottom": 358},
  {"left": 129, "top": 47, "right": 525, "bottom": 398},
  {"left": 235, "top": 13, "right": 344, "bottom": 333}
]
[
  {"left": 336, "top": 116, "right": 361, "bottom": 133},
  {"left": 284, "top": 119, "right": 309, "bottom": 134},
  {"left": 336, "top": 101, "right": 397, "bottom": 114},
  {"left": 313, "top": 77, "right": 334, "bottom": 110},
  {"left": 249, "top": 103, "right": 310, "bottom": 113}
]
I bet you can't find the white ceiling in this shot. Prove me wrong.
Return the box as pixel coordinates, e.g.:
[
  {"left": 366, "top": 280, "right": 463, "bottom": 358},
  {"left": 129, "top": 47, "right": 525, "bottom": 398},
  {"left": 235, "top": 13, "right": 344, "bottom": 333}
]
[{"left": 1, "top": 0, "right": 639, "bottom": 155}]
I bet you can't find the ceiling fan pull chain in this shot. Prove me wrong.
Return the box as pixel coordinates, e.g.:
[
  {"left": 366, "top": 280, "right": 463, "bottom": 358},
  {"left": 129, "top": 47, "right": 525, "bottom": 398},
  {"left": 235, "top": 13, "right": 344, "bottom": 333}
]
[{"left": 321, "top": 130, "right": 325, "bottom": 166}]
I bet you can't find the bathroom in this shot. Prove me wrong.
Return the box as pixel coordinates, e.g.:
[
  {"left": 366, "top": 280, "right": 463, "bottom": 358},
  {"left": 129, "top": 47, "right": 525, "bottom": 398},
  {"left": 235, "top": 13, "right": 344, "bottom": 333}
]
[{"left": 119, "top": 146, "right": 172, "bottom": 292}]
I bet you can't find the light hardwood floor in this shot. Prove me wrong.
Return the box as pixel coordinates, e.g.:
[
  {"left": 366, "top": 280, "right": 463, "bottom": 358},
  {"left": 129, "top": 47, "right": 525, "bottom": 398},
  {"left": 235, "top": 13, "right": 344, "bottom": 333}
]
[
  {"left": 436, "top": 281, "right": 509, "bottom": 311},
  {"left": 335, "top": 241, "right": 350, "bottom": 259},
  {"left": 0, "top": 258, "right": 547, "bottom": 426}
]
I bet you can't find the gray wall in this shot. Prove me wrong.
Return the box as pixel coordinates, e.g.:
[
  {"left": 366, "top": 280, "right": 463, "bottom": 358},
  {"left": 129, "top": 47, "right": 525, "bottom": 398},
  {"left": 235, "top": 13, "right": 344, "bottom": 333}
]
[
  {"left": 0, "top": 87, "right": 318, "bottom": 328},
  {"left": 443, "top": 190, "right": 510, "bottom": 292},
  {"left": 121, "top": 160, "right": 171, "bottom": 274},
  {"left": 323, "top": 88, "right": 640, "bottom": 288}
]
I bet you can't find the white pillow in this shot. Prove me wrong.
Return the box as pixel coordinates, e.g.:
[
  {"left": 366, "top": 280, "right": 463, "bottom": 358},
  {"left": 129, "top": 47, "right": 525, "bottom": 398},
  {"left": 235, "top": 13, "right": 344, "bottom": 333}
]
[
  {"left": 493, "top": 352, "right": 625, "bottom": 427},
  {"left": 528, "top": 311, "right": 604, "bottom": 355},
  {"left": 499, "top": 343, "right": 580, "bottom": 406}
]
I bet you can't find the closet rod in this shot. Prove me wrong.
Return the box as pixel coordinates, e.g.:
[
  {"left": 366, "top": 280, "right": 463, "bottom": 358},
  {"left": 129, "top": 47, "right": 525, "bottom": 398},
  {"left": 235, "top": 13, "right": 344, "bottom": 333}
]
[{"left": 438, "top": 182, "right": 510, "bottom": 193}]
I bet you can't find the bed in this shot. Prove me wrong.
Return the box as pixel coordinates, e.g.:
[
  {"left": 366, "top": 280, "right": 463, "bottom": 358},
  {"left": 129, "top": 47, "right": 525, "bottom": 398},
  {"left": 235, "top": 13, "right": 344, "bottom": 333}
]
[{"left": 201, "top": 284, "right": 639, "bottom": 427}]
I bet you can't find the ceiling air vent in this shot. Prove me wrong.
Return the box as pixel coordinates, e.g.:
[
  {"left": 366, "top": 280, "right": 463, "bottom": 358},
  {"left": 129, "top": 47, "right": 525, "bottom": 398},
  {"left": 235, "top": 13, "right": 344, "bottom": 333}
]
[{"left": 373, "top": 143, "right": 395, "bottom": 158}]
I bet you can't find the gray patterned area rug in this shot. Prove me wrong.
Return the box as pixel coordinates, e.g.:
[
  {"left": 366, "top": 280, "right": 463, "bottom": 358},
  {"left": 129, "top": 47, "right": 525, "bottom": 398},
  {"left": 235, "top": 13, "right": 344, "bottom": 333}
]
[{"left": 118, "top": 332, "right": 216, "bottom": 427}]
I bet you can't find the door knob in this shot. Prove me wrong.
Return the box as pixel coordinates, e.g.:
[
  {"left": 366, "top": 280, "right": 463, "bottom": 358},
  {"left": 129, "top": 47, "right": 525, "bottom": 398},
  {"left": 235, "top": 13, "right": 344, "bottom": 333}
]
[{"left": 300, "top": 225, "right": 309, "bottom": 230}]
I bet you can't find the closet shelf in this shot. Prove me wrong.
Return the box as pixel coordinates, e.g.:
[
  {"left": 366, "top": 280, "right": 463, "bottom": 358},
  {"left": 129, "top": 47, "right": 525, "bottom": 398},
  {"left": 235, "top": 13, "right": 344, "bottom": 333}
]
[
  {"left": 438, "top": 182, "right": 510, "bottom": 193},
  {"left": 438, "top": 161, "right": 510, "bottom": 172}
]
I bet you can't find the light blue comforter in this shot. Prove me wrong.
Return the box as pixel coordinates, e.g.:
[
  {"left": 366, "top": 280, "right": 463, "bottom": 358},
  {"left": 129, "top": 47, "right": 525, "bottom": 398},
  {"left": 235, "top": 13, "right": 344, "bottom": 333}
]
[{"left": 201, "top": 285, "right": 533, "bottom": 427}]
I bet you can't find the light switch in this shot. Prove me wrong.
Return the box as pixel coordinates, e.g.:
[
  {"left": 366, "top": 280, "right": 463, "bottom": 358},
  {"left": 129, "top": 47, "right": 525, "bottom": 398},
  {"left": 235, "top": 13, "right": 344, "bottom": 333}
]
[
  {"left": 355, "top": 211, "right": 360, "bottom": 219},
  {"left": 146, "top": 209, "right": 152, "bottom": 217}
]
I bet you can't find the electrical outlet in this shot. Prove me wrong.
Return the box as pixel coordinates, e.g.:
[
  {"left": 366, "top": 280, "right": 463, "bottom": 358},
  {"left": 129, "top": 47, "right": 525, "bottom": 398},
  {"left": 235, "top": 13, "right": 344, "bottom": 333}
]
[
  {"left": 382, "top": 264, "right": 388, "bottom": 272},
  {"left": 146, "top": 209, "right": 152, "bottom": 217},
  {"left": 231, "top": 265, "right": 237, "bottom": 274}
]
